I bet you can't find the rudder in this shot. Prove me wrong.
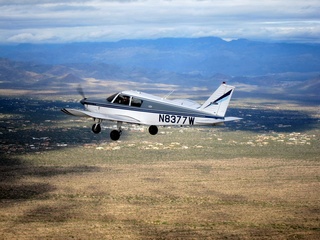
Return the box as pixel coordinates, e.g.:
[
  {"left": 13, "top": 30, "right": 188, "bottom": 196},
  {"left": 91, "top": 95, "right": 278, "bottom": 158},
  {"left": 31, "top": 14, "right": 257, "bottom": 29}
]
[{"left": 199, "top": 83, "right": 235, "bottom": 117}]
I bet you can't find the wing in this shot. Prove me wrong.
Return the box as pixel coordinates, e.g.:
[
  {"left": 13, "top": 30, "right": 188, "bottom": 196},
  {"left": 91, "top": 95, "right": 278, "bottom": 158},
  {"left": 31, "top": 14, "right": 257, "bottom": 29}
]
[{"left": 61, "top": 108, "right": 141, "bottom": 124}]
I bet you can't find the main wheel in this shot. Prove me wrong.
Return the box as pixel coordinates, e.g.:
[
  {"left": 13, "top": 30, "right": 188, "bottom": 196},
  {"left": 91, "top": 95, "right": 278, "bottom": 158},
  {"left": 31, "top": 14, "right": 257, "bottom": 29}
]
[
  {"left": 92, "top": 123, "right": 101, "bottom": 134},
  {"left": 110, "top": 130, "right": 121, "bottom": 141},
  {"left": 148, "top": 125, "right": 158, "bottom": 135}
]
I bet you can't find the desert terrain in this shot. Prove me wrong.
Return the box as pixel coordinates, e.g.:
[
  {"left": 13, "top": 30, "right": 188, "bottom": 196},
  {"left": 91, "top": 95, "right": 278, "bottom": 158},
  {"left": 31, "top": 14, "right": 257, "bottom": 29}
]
[{"left": 0, "top": 98, "right": 319, "bottom": 239}]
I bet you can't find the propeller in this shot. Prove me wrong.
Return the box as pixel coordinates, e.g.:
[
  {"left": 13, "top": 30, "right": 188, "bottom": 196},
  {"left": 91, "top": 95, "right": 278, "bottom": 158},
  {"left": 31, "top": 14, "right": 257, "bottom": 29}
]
[
  {"left": 77, "top": 84, "right": 86, "bottom": 99},
  {"left": 77, "top": 84, "right": 87, "bottom": 105}
]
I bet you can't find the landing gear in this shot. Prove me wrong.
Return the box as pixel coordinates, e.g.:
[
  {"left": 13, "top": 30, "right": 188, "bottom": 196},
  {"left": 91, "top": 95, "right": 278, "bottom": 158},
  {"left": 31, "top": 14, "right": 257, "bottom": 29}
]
[
  {"left": 92, "top": 123, "right": 101, "bottom": 134},
  {"left": 148, "top": 125, "right": 158, "bottom": 135},
  {"left": 110, "top": 121, "right": 123, "bottom": 141},
  {"left": 110, "top": 130, "right": 121, "bottom": 141}
]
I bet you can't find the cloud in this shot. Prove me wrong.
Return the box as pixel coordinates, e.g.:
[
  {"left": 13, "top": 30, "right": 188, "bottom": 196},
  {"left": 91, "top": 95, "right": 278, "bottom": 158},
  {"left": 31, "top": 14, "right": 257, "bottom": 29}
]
[{"left": 1, "top": 0, "right": 320, "bottom": 43}]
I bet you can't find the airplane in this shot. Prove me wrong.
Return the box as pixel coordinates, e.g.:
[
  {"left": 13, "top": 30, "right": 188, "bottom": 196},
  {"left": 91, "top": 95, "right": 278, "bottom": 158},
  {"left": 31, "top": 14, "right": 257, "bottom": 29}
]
[{"left": 61, "top": 82, "right": 241, "bottom": 141}]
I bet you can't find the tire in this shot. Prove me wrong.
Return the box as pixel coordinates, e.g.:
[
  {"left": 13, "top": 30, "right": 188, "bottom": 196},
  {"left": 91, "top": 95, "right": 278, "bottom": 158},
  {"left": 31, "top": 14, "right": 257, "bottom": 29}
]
[
  {"left": 110, "top": 130, "right": 120, "bottom": 141},
  {"left": 92, "top": 124, "right": 101, "bottom": 134},
  {"left": 148, "top": 125, "right": 158, "bottom": 135}
]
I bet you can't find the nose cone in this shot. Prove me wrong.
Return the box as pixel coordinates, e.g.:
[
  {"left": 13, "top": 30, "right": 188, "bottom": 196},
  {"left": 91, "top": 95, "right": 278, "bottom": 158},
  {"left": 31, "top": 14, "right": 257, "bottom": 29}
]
[{"left": 80, "top": 98, "right": 87, "bottom": 105}]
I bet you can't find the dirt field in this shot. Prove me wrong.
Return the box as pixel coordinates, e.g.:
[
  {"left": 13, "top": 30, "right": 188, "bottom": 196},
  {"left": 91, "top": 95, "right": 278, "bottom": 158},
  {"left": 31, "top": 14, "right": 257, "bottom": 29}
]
[
  {"left": 0, "top": 99, "right": 319, "bottom": 239},
  {"left": 1, "top": 129, "right": 319, "bottom": 239}
]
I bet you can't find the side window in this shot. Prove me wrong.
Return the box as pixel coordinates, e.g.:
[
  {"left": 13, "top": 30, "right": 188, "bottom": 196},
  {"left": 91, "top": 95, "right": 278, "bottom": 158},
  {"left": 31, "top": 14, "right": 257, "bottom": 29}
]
[
  {"left": 114, "top": 94, "right": 130, "bottom": 105},
  {"left": 131, "top": 97, "right": 143, "bottom": 107}
]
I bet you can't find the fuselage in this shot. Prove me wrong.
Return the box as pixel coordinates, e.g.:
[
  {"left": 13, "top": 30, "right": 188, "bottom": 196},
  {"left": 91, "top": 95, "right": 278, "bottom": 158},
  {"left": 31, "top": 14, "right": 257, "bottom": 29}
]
[{"left": 82, "top": 90, "right": 224, "bottom": 126}]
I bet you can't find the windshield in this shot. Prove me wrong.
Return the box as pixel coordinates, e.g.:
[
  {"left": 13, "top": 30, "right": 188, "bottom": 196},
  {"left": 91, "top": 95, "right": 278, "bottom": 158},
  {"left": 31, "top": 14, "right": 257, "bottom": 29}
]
[
  {"left": 107, "top": 92, "right": 143, "bottom": 107},
  {"left": 106, "top": 93, "right": 119, "bottom": 102}
]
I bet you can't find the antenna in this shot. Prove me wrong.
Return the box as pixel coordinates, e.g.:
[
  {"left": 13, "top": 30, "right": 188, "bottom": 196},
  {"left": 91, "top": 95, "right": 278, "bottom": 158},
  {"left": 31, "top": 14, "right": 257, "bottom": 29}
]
[{"left": 163, "top": 90, "right": 175, "bottom": 99}]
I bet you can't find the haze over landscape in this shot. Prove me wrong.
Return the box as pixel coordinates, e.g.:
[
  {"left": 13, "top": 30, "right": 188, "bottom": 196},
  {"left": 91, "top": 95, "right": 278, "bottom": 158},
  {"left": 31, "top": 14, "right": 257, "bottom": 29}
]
[
  {"left": 0, "top": 0, "right": 319, "bottom": 102},
  {"left": 0, "top": 37, "right": 319, "bottom": 103},
  {"left": 0, "top": 1, "right": 319, "bottom": 102}
]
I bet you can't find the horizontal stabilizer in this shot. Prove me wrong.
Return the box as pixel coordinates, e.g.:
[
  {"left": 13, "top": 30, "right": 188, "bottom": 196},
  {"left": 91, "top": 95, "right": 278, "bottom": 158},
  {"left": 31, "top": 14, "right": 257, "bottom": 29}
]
[
  {"left": 195, "top": 116, "right": 242, "bottom": 125},
  {"left": 223, "top": 117, "right": 242, "bottom": 122}
]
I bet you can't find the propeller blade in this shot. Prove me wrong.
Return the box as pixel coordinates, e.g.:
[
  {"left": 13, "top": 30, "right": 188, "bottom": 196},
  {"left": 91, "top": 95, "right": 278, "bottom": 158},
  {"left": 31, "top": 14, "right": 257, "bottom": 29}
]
[{"left": 77, "top": 84, "right": 86, "bottom": 99}]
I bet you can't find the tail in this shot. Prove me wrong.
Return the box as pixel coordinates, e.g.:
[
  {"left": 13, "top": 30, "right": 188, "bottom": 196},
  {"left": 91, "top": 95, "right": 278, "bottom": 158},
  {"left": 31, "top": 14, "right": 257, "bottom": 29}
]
[{"left": 199, "top": 82, "right": 235, "bottom": 117}]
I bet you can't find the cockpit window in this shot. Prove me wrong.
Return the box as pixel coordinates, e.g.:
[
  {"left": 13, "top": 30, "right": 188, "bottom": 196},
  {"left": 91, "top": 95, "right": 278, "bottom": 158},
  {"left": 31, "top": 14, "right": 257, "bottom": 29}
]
[
  {"left": 107, "top": 93, "right": 118, "bottom": 103},
  {"left": 131, "top": 97, "right": 143, "bottom": 107},
  {"left": 114, "top": 94, "right": 130, "bottom": 105},
  {"left": 107, "top": 93, "right": 143, "bottom": 107}
]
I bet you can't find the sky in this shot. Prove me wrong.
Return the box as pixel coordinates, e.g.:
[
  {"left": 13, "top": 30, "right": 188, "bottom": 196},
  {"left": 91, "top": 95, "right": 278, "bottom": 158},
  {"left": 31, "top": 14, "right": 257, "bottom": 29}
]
[{"left": 0, "top": 0, "right": 319, "bottom": 44}]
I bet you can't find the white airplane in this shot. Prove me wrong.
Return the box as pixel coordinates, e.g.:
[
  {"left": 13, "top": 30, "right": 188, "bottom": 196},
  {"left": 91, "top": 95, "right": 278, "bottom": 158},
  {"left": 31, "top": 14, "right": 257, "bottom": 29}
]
[{"left": 61, "top": 82, "right": 241, "bottom": 141}]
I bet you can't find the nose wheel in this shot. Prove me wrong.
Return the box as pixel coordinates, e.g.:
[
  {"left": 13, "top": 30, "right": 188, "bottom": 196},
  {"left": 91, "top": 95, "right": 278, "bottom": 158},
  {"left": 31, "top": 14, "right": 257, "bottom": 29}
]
[{"left": 92, "top": 123, "right": 101, "bottom": 134}]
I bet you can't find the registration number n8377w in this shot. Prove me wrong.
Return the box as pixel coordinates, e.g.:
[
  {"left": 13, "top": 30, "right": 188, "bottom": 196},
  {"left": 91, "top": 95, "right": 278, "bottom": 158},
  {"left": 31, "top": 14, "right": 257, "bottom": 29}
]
[{"left": 158, "top": 114, "right": 195, "bottom": 125}]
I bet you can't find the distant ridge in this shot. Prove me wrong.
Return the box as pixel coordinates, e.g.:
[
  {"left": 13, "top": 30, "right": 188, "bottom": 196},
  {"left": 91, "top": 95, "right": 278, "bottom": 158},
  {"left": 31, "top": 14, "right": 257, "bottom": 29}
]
[
  {"left": 0, "top": 57, "right": 319, "bottom": 103},
  {"left": 0, "top": 37, "right": 320, "bottom": 76}
]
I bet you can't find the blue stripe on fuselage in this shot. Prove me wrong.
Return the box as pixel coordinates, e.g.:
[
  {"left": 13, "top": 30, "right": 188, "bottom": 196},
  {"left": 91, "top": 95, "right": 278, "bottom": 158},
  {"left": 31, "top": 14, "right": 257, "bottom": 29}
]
[{"left": 83, "top": 100, "right": 223, "bottom": 119}]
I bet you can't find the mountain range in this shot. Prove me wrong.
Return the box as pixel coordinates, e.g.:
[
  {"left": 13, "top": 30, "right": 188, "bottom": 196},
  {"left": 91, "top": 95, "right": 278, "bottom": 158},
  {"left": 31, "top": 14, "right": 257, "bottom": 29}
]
[{"left": 0, "top": 37, "right": 319, "bottom": 102}]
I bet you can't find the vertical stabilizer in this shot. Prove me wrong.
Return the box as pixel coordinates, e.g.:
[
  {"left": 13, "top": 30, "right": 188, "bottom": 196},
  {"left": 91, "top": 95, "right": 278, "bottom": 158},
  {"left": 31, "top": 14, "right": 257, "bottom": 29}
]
[{"left": 199, "top": 83, "right": 235, "bottom": 117}]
